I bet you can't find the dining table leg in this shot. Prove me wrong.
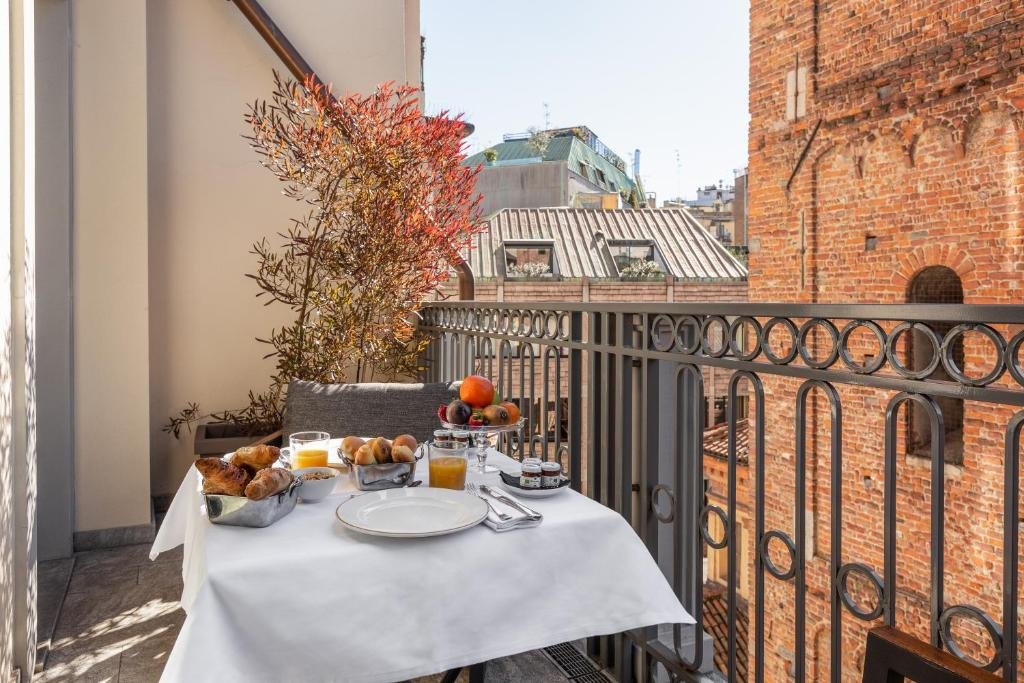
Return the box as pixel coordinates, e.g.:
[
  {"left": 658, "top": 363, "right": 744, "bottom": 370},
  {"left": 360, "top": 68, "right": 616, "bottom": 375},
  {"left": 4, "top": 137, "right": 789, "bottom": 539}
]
[
  {"left": 440, "top": 661, "right": 487, "bottom": 683},
  {"left": 468, "top": 661, "right": 487, "bottom": 682}
]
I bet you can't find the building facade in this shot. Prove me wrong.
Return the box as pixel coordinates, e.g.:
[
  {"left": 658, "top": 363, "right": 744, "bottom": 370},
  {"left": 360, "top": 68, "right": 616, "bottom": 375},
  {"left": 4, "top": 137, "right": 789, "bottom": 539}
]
[
  {"left": 747, "top": 1, "right": 1024, "bottom": 679},
  {"left": 464, "top": 128, "right": 643, "bottom": 216},
  {"left": 665, "top": 174, "right": 749, "bottom": 253}
]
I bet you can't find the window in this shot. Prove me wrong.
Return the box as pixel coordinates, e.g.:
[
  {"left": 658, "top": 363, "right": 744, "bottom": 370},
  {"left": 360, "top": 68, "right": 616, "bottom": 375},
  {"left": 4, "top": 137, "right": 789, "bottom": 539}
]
[
  {"left": 577, "top": 162, "right": 590, "bottom": 181},
  {"left": 504, "top": 241, "right": 555, "bottom": 277},
  {"left": 594, "top": 168, "right": 606, "bottom": 186},
  {"left": 607, "top": 240, "right": 660, "bottom": 271},
  {"left": 906, "top": 266, "right": 964, "bottom": 465}
]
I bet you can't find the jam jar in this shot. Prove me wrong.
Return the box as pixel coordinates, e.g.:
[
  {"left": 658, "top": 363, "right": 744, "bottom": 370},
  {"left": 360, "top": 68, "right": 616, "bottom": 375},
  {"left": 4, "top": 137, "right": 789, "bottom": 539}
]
[
  {"left": 433, "top": 429, "right": 452, "bottom": 449},
  {"left": 452, "top": 430, "right": 471, "bottom": 449},
  {"left": 520, "top": 463, "right": 542, "bottom": 488},
  {"left": 540, "top": 461, "right": 562, "bottom": 487}
]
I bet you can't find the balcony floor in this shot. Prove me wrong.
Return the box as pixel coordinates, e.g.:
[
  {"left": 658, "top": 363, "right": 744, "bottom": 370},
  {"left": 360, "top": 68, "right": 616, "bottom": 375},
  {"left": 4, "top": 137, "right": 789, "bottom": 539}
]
[{"left": 36, "top": 543, "right": 604, "bottom": 682}]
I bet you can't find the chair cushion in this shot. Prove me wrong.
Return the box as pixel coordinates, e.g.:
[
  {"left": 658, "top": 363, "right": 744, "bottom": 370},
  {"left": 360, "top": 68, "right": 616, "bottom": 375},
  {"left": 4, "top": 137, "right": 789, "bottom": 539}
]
[{"left": 283, "top": 380, "right": 459, "bottom": 443}]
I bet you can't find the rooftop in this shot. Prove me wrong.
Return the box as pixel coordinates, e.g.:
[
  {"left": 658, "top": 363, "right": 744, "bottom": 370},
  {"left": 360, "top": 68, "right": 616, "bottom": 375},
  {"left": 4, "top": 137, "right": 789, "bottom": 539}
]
[
  {"left": 464, "top": 133, "right": 638, "bottom": 198},
  {"left": 463, "top": 207, "right": 748, "bottom": 280}
]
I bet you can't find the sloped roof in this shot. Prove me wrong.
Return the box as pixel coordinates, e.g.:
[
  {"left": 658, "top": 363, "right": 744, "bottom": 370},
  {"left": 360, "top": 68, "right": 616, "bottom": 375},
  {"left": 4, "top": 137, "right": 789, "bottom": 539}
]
[
  {"left": 464, "top": 135, "right": 637, "bottom": 196},
  {"left": 464, "top": 207, "right": 747, "bottom": 280}
]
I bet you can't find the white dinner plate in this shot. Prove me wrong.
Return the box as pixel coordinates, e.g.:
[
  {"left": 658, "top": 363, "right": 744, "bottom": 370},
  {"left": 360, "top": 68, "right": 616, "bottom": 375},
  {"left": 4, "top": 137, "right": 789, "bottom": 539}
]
[{"left": 335, "top": 487, "right": 488, "bottom": 538}]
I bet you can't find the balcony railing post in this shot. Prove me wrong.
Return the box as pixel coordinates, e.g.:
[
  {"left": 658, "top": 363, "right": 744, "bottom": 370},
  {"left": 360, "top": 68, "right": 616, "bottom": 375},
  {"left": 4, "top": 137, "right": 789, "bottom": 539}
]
[{"left": 568, "top": 311, "right": 583, "bottom": 492}]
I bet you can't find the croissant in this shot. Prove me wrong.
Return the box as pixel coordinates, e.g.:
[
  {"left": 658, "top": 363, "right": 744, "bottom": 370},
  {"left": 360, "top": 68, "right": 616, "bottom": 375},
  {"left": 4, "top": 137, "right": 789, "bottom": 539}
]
[
  {"left": 196, "top": 458, "right": 250, "bottom": 497},
  {"left": 244, "top": 467, "right": 294, "bottom": 501},
  {"left": 231, "top": 444, "right": 280, "bottom": 473}
]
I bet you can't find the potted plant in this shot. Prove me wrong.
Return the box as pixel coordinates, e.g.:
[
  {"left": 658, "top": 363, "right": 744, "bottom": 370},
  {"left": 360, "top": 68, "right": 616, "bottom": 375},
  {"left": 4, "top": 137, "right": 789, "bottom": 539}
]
[
  {"left": 165, "top": 72, "right": 483, "bottom": 453},
  {"left": 483, "top": 148, "right": 498, "bottom": 164},
  {"left": 619, "top": 260, "right": 663, "bottom": 280}
]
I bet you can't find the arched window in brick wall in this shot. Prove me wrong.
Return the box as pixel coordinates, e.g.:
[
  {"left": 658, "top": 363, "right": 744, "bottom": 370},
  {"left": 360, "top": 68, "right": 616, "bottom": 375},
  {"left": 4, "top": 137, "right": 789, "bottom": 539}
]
[{"left": 906, "top": 266, "right": 964, "bottom": 465}]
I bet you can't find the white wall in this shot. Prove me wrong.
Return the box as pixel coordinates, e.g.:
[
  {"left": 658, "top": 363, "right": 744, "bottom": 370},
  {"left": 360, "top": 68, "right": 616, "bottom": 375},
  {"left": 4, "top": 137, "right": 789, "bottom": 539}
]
[
  {"left": 71, "top": 0, "right": 151, "bottom": 533},
  {"left": 146, "top": 0, "right": 422, "bottom": 496}
]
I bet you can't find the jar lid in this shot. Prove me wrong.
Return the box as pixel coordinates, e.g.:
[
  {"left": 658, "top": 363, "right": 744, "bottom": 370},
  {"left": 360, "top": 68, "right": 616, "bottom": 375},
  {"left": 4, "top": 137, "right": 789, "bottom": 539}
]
[
  {"left": 522, "top": 457, "right": 542, "bottom": 465},
  {"left": 452, "top": 430, "right": 470, "bottom": 437},
  {"left": 522, "top": 463, "right": 542, "bottom": 473},
  {"left": 433, "top": 429, "right": 451, "bottom": 435},
  {"left": 541, "top": 461, "right": 561, "bottom": 472}
]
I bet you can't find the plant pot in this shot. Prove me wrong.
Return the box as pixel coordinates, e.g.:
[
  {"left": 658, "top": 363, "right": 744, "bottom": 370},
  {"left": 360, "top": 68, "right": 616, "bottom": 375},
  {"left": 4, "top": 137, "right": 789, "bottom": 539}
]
[{"left": 194, "top": 422, "right": 274, "bottom": 457}]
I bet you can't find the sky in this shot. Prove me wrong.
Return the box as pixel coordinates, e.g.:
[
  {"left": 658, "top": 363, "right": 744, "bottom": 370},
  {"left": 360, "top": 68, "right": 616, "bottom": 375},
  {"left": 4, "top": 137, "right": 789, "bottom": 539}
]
[{"left": 421, "top": 0, "right": 750, "bottom": 203}]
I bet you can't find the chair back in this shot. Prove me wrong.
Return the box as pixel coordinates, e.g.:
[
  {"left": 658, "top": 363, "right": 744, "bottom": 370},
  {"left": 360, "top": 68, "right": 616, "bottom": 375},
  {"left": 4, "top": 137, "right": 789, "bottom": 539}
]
[{"left": 283, "top": 380, "right": 459, "bottom": 443}]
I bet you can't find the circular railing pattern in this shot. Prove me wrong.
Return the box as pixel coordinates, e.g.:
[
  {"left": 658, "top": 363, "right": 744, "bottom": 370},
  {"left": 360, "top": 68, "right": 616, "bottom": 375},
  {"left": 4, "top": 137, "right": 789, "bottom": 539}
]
[
  {"left": 650, "top": 484, "right": 675, "bottom": 523},
  {"left": 938, "top": 604, "right": 1003, "bottom": 672},
  {"left": 422, "top": 306, "right": 1024, "bottom": 390},
  {"left": 838, "top": 320, "right": 887, "bottom": 374},
  {"left": 762, "top": 317, "right": 800, "bottom": 365},
  {"left": 834, "top": 562, "right": 885, "bottom": 621},
  {"left": 699, "top": 504, "right": 729, "bottom": 549},
  {"left": 758, "top": 529, "right": 797, "bottom": 581}
]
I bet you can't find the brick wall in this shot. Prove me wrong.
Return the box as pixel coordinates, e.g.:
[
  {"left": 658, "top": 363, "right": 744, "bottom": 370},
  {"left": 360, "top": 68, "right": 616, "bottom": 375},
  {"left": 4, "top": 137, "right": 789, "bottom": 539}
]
[{"left": 748, "top": 2, "right": 1024, "bottom": 679}]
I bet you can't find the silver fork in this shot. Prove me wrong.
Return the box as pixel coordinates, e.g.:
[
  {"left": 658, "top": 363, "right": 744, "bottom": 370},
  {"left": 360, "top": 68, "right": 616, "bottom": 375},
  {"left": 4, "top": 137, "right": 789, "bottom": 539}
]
[{"left": 467, "top": 482, "right": 511, "bottom": 521}]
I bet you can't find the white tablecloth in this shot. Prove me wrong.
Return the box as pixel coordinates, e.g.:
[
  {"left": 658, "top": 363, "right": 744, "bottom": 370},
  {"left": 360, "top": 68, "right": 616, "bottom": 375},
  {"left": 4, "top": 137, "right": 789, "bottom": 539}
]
[{"left": 151, "top": 445, "right": 693, "bottom": 683}]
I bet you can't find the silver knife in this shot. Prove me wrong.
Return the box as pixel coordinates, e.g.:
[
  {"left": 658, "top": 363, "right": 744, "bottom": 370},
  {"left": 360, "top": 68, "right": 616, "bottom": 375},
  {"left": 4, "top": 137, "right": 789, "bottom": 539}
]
[{"left": 480, "top": 484, "right": 541, "bottom": 519}]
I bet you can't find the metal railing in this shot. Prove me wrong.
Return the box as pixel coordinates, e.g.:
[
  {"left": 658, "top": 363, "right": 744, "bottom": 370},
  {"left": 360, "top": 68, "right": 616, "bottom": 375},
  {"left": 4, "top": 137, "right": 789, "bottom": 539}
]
[{"left": 419, "top": 302, "right": 1024, "bottom": 682}]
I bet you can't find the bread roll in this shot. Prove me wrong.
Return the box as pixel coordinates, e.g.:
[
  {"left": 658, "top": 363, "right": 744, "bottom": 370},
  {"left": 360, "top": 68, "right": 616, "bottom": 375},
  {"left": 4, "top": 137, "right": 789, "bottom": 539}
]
[
  {"left": 391, "top": 435, "right": 417, "bottom": 463},
  {"left": 340, "top": 436, "right": 366, "bottom": 459},
  {"left": 392, "top": 444, "right": 416, "bottom": 463},
  {"left": 353, "top": 443, "right": 376, "bottom": 466},
  {"left": 196, "top": 458, "right": 250, "bottom": 497},
  {"left": 369, "top": 437, "right": 392, "bottom": 463},
  {"left": 392, "top": 434, "right": 417, "bottom": 451},
  {"left": 231, "top": 444, "right": 280, "bottom": 472},
  {"left": 244, "top": 467, "right": 294, "bottom": 500}
]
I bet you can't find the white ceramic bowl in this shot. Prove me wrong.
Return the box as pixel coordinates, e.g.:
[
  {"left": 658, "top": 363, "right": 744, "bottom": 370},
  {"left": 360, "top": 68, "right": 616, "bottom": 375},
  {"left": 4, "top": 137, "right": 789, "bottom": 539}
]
[{"left": 293, "top": 467, "right": 339, "bottom": 503}]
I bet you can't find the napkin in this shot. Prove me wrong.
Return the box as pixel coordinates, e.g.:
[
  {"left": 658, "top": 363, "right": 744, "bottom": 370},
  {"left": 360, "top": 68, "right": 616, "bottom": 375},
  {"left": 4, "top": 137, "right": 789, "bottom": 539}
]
[{"left": 480, "top": 488, "right": 542, "bottom": 533}]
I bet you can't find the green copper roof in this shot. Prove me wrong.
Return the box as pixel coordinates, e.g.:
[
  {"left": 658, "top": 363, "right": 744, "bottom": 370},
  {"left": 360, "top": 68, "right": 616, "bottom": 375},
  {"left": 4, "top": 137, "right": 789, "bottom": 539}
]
[{"left": 465, "top": 134, "right": 637, "bottom": 197}]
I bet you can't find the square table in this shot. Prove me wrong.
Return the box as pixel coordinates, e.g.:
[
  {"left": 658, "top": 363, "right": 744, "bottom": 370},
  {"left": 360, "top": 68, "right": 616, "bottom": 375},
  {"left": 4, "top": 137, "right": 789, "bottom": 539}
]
[{"left": 151, "top": 443, "right": 693, "bottom": 682}]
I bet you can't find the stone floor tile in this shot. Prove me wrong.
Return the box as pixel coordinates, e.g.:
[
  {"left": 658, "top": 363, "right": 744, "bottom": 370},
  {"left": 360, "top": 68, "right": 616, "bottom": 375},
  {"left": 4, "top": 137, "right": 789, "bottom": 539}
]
[
  {"left": 37, "top": 557, "right": 76, "bottom": 671},
  {"left": 136, "top": 561, "right": 184, "bottom": 593},
  {"left": 67, "top": 565, "right": 139, "bottom": 596},
  {"left": 36, "top": 642, "right": 121, "bottom": 682},
  {"left": 73, "top": 544, "right": 156, "bottom": 572}
]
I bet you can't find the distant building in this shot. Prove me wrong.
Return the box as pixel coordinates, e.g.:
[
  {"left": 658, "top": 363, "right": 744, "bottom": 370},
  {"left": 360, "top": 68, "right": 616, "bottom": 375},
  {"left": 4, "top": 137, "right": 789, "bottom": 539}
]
[
  {"left": 463, "top": 127, "right": 643, "bottom": 216},
  {"left": 664, "top": 171, "right": 748, "bottom": 254}
]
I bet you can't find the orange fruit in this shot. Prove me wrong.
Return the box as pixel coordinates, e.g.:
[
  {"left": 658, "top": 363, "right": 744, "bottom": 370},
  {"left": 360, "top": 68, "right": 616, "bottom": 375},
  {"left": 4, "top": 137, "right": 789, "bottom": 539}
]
[
  {"left": 460, "top": 375, "right": 495, "bottom": 408},
  {"left": 499, "top": 401, "right": 521, "bottom": 424}
]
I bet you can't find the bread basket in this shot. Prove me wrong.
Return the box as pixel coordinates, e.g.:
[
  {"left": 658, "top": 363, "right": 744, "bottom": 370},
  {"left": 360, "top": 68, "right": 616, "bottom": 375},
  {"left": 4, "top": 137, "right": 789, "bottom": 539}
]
[
  {"left": 341, "top": 448, "right": 423, "bottom": 491},
  {"left": 204, "top": 478, "right": 302, "bottom": 527}
]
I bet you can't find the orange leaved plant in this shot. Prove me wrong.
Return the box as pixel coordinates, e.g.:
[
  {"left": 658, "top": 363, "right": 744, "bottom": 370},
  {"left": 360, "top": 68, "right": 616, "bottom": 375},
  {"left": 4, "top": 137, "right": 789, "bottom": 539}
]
[{"left": 165, "top": 72, "right": 482, "bottom": 438}]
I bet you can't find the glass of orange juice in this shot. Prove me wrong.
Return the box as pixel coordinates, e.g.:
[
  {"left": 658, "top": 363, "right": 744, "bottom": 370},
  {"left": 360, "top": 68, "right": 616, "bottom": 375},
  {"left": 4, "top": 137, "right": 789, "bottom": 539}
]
[
  {"left": 289, "top": 431, "right": 331, "bottom": 469},
  {"left": 427, "top": 442, "right": 468, "bottom": 490}
]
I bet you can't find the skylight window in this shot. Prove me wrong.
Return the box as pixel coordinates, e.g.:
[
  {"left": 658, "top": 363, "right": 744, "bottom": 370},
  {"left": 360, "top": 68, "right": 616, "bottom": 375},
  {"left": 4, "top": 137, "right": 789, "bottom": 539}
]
[
  {"left": 504, "top": 241, "right": 556, "bottom": 278},
  {"left": 607, "top": 240, "right": 664, "bottom": 277}
]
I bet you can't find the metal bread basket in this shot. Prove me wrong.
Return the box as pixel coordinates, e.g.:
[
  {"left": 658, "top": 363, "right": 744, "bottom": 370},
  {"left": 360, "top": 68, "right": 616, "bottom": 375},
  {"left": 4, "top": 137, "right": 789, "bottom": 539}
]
[
  {"left": 204, "top": 477, "right": 302, "bottom": 528},
  {"left": 342, "top": 448, "right": 424, "bottom": 491}
]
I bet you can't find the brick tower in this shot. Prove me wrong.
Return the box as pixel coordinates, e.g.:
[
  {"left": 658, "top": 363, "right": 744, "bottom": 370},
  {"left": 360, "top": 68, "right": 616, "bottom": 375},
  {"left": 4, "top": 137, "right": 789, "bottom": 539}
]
[{"left": 746, "top": 2, "right": 1024, "bottom": 679}]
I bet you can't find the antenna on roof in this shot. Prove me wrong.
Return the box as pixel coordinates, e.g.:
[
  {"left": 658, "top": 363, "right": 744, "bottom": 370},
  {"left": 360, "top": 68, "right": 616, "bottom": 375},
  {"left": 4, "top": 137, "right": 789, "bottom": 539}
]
[{"left": 543, "top": 102, "right": 550, "bottom": 130}]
